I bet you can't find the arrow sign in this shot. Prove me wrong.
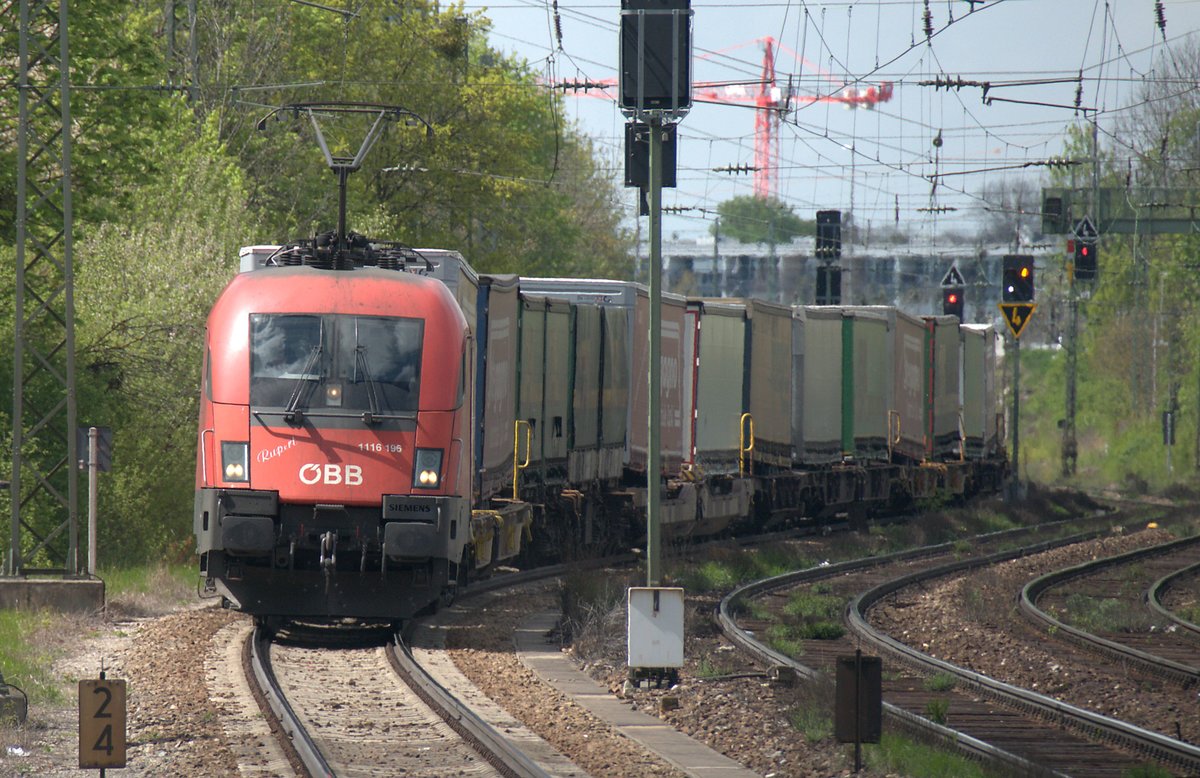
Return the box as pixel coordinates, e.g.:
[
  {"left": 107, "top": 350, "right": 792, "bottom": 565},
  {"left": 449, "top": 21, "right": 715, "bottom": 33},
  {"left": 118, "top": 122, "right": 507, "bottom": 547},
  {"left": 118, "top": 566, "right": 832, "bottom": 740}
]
[
  {"left": 1073, "top": 216, "right": 1097, "bottom": 240},
  {"left": 998, "top": 302, "right": 1037, "bottom": 339},
  {"left": 940, "top": 263, "right": 965, "bottom": 287}
]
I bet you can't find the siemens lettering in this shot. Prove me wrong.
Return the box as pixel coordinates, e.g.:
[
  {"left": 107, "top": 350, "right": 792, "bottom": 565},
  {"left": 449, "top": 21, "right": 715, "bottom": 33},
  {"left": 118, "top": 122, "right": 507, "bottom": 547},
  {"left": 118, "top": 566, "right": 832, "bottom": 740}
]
[{"left": 299, "top": 463, "right": 364, "bottom": 486}]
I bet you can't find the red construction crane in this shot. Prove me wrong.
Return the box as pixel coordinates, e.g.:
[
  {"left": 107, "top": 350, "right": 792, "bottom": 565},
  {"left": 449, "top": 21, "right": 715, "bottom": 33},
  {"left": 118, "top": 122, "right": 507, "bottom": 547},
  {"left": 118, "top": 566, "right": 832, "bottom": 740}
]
[
  {"left": 692, "top": 36, "right": 893, "bottom": 200},
  {"left": 552, "top": 36, "right": 894, "bottom": 201}
]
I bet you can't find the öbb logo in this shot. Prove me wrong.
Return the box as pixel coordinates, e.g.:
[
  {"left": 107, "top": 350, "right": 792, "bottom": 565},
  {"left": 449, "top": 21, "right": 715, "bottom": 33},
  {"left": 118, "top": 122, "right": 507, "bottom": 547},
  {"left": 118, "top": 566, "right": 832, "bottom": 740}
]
[{"left": 299, "top": 464, "right": 363, "bottom": 486}]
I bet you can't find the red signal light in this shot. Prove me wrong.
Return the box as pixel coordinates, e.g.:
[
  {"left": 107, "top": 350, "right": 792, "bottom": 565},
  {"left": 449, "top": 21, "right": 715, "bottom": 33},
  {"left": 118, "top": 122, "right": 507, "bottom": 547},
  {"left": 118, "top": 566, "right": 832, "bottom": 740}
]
[{"left": 947, "top": 293, "right": 958, "bottom": 304}]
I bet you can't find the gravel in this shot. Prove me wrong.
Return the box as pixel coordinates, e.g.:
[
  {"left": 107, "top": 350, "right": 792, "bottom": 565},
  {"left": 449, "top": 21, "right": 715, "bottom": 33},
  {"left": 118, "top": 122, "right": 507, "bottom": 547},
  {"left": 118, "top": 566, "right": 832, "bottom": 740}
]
[{"left": 2, "top": 521, "right": 1178, "bottom": 778}]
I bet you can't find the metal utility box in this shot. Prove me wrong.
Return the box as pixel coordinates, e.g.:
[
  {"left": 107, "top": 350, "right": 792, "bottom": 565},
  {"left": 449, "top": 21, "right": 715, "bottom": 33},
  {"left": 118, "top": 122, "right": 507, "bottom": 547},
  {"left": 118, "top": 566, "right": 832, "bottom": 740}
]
[
  {"left": 961, "top": 324, "right": 999, "bottom": 459},
  {"left": 627, "top": 587, "right": 685, "bottom": 669},
  {"left": 685, "top": 300, "right": 746, "bottom": 473},
  {"left": 745, "top": 299, "right": 794, "bottom": 468}
]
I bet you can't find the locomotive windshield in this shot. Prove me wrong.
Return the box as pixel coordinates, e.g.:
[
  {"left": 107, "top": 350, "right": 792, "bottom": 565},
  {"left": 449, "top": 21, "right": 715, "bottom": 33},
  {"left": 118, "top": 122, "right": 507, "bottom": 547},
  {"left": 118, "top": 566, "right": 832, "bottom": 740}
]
[{"left": 250, "top": 313, "right": 423, "bottom": 416}]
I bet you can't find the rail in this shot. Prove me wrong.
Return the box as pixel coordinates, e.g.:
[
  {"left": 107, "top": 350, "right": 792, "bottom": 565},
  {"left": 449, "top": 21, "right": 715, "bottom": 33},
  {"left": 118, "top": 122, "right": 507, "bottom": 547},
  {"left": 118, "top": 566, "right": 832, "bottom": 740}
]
[
  {"left": 1019, "top": 533, "right": 1200, "bottom": 687},
  {"left": 388, "top": 632, "right": 550, "bottom": 778},
  {"left": 848, "top": 532, "right": 1200, "bottom": 775},
  {"left": 715, "top": 530, "right": 1090, "bottom": 776},
  {"left": 248, "top": 626, "right": 333, "bottom": 777}
]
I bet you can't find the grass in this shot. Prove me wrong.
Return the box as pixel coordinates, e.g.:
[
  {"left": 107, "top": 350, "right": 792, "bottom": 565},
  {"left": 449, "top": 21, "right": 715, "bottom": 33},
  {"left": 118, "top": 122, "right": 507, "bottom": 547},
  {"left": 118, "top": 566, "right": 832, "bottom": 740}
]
[
  {"left": 670, "top": 545, "right": 815, "bottom": 593},
  {"left": 765, "top": 623, "right": 806, "bottom": 657},
  {"left": 101, "top": 562, "right": 197, "bottom": 615},
  {"left": 787, "top": 703, "right": 831, "bottom": 743},
  {"left": 1122, "top": 765, "right": 1175, "bottom": 778},
  {"left": 865, "top": 732, "right": 992, "bottom": 778},
  {"left": 695, "top": 656, "right": 732, "bottom": 679},
  {"left": 923, "top": 672, "right": 957, "bottom": 693},
  {"left": 0, "top": 609, "right": 66, "bottom": 706},
  {"left": 1060, "top": 592, "right": 1158, "bottom": 633},
  {"left": 0, "top": 562, "right": 198, "bottom": 709},
  {"left": 924, "top": 698, "right": 950, "bottom": 725}
]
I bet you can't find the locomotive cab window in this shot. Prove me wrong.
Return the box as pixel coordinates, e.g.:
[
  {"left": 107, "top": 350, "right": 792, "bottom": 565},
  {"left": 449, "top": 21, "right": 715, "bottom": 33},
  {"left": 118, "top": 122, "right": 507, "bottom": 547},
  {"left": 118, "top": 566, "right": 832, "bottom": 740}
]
[{"left": 250, "top": 313, "right": 423, "bottom": 414}]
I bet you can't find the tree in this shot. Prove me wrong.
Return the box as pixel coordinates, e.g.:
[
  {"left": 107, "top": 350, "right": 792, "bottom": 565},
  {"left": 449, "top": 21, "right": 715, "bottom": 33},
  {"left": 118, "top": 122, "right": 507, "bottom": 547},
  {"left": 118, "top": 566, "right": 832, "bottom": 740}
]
[
  {"left": 73, "top": 112, "right": 257, "bottom": 563},
  {"left": 711, "top": 196, "right": 812, "bottom": 245}
]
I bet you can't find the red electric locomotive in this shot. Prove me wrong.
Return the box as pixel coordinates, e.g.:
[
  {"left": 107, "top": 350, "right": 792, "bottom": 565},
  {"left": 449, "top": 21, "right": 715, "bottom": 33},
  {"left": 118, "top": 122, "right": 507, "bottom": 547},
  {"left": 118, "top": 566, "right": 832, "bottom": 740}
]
[{"left": 194, "top": 241, "right": 474, "bottom": 622}]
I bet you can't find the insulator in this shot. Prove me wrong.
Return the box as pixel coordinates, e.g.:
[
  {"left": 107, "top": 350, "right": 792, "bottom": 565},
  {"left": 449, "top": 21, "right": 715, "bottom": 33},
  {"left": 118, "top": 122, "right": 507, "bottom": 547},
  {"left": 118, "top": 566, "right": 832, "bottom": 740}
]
[
  {"left": 923, "top": 0, "right": 933, "bottom": 39},
  {"left": 553, "top": 0, "right": 563, "bottom": 49}
]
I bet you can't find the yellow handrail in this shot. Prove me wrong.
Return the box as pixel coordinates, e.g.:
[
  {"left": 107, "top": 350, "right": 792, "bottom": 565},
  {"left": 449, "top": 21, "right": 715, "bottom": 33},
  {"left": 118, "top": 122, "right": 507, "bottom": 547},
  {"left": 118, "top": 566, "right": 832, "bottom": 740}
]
[
  {"left": 513, "top": 420, "right": 532, "bottom": 498},
  {"left": 739, "top": 413, "right": 755, "bottom": 477},
  {"left": 887, "top": 410, "right": 900, "bottom": 459}
]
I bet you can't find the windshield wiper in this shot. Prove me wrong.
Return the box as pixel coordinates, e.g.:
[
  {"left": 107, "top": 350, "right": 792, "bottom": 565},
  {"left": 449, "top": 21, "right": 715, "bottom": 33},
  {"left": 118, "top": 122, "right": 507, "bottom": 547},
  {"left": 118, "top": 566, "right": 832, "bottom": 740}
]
[
  {"left": 284, "top": 344, "right": 323, "bottom": 423},
  {"left": 354, "top": 345, "right": 381, "bottom": 425}
]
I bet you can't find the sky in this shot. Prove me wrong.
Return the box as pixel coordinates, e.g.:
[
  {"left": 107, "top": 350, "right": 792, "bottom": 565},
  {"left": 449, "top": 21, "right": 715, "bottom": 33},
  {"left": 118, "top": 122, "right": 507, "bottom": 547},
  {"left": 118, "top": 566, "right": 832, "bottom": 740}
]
[{"left": 465, "top": 0, "right": 1200, "bottom": 243}]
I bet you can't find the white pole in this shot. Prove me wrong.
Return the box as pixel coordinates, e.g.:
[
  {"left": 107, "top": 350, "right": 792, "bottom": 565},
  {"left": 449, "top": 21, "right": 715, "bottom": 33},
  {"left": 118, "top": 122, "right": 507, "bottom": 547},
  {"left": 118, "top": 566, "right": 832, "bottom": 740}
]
[{"left": 88, "top": 426, "right": 98, "bottom": 575}]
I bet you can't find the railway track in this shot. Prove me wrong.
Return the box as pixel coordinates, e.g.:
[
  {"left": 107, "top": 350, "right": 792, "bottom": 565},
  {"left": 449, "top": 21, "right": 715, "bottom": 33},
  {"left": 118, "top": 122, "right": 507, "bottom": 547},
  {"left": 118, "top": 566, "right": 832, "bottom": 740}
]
[
  {"left": 246, "top": 623, "right": 549, "bottom": 778},
  {"left": 1150, "top": 556, "right": 1200, "bottom": 635},
  {"left": 719, "top": 513, "right": 1200, "bottom": 777},
  {"left": 1024, "top": 533, "right": 1200, "bottom": 687}
]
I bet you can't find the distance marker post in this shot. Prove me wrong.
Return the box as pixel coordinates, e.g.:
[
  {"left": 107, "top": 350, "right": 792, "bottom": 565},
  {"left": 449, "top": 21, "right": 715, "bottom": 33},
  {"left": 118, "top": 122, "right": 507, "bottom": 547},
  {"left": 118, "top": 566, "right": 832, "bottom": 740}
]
[{"left": 79, "top": 671, "right": 126, "bottom": 774}]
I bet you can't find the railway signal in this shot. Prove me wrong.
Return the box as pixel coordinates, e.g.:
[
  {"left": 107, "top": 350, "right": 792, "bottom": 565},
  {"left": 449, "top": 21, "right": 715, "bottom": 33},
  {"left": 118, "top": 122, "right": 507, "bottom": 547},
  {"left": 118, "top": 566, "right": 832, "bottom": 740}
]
[
  {"left": 1072, "top": 217, "right": 1098, "bottom": 281},
  {"left": 816, "top": 264, "right": 841, "bottom": 305},
  {"left": 942, "top": 286, "right": 964, "bottom": 319},
  {"left": 1002, "top": 255, "right": 1034, "bottom": 302},
  {"left": 815, "top": 210, "right": 842, "bottom": 259}
]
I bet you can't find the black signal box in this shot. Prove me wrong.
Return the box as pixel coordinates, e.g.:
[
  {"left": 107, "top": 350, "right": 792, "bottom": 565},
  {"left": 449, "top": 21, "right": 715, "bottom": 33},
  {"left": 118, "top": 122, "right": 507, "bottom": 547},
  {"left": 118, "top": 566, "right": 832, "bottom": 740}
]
[
  {"left": 816, "top": 210, "right": 842, "bottom": 260},
  {"left": 816, "top": 264, "right": 842, "bottom": 305},
  {"left": 1002, "top": 255, "right": 1035, "bottom": 302},
  {"left": 620, "top": 0, "right": 692, "bottom": 114},
  {"left": 942, "top": 286, "right": 964, "bottom": 319},
  {"left": 624, "top": 122, "right": 678, "bottom": 189}
]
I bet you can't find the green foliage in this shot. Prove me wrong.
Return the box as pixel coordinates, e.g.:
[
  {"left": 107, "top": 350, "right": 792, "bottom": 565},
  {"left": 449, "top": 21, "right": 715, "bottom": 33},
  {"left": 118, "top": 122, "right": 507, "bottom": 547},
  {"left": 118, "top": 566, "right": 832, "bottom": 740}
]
[
  {"left": 0, "top": 610, "right": 64, "bottom": 706},
  {"left": 765, "top": 623, "right": 806, "bottom": 657},
  {"left": 4, "top": 0, "right": 635, "bottom": 568},
  {"left": 924, "top": 698, "right": 950, "bottom": 725},
  {"left": 712, "top": 195, "right": 813, "bottom": 245},
  {"left": 787, "top": 703, "right": 832, "bottom": 743},
  {"left": 695, "top": 656, "right": 733, "bottom": 679},
  {"left": 865, "top": 733, "right": 990, "bottom": 778},
  {"left": 1122, "top": 764, "right": 1176, "bottom": 778},
  {"left": 671, "top": 545, "right": 813, "bottom": 593},
  {"left": 923, "top": 672, "right": 957, "bottom": 693},
  {"left": 1060, "top": 593, "right": 1156, "bottom": 634},
  {"left": 193, "top": 0, "right": 631, "bottom": 277},
  {"left": 73, "top": 113, "right": 255, "bottom": 564}
]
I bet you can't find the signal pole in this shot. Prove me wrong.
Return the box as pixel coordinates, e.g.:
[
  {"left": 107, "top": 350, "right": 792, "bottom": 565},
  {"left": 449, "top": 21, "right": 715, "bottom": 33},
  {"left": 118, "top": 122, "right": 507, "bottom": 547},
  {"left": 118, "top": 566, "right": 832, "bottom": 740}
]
[{"left": 647, "top": 119, "right": 663, "bottom": 585}]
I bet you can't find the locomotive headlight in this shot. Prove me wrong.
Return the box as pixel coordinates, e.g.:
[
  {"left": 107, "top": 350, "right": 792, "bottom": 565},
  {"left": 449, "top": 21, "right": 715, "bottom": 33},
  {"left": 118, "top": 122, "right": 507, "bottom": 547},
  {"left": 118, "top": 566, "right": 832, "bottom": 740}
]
[
  {"left": 221, "top": 441, "right": 249, "bottom": 483},
  {"left": 325, "top": 382, "right": 343, "bottom": 407},
  {"left": 413, "top": 448, "right": 443, "bottom": 490}
]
